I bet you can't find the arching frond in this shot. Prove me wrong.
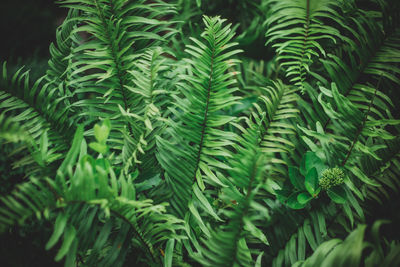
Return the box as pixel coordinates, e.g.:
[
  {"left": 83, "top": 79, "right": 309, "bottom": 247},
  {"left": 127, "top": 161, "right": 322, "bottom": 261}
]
[
  {"left": 294, "top": 221, "right": 400, "bottom": 267},
  {"left": 0, "top": 64, "right": 75, "bottom": 174},
  {"left": 0, "top": 112, "right": 32, "bottom": 144}
]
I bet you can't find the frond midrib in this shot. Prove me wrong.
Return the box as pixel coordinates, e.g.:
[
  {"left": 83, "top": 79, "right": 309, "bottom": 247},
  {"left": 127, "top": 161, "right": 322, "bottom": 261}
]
[
  {"left": 93, "top": 0, "right": 130, "bottom": 112},
  {"left": 191, "top": 37, "right": 216, "bottom": 183},
  {"left": 0, "top": 85, "right": 73, "bottom": 148},
  {"left": 322, "top": 26, "right": 400, "bottom": 132},
  {"left": 227, "top": 154, "right": 259, "bottom": 266}
]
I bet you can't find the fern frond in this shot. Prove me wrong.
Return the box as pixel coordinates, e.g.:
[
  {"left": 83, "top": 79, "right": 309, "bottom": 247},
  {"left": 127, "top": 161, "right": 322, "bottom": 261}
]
[
  {"left": 294, "top": 221, "right": 400, "bottom": 267},
  {"left": 0, "top": 64, "right": 75, "bottom": 174},
  {"left": 156, "top": 16, "right": 242, "bottom": 222},
  {"left": 0, "top": 112, "right": 32, "bottom": 144},
  {"left": 45, "top": 9, "right": 78, "bottom": 88},
  {"left": 265, "top": 0, "right": 352, "bottom": 90},
  {"left": 255, "top": 81, "right": 300, "bottom": 177},
  {"left": 0, "top": 177, "right": 55, "bottom": 233},
  {"left": 58, "top": 0, "right": 176, "bottom": 154},
  {"left": 0, "top": 124, "right": 184, "bottom": 266},
  {"left": 120, "top": 47, "right": 171, "bottom": 176},
  {"left": 194, "top": 121, "right": 268, "bottom": 267},
  {"left": 362, "top": 138, "right": 400, "bottom": 204}
]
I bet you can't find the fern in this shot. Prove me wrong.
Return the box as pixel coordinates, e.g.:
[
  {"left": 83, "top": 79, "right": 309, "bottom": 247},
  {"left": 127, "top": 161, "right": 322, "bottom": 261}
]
[
  {"left": 265, "top": 0, "right": 352, "bottom": 91},
  {"left": 157, "top": 16, "right": 241, "bottom": 223},
  {"left": 0, "top": 0, "right": 399, "bottom": 266}
]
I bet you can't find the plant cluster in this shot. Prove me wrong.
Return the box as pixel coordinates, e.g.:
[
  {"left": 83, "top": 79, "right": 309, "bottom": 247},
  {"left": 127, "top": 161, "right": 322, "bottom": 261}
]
[{"left": 0, "top": 0, "right": 400, "bottom": 266}]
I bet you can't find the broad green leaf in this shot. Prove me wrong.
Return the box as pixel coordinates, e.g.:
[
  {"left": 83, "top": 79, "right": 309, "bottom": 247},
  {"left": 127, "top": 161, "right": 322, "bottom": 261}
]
[
  {"left": 287, "top": 193, "right": 306, "bottom": 209},
  {"left": 275, "top": 189, "right": 291, "bottom": 203},
  {"left": 305, "top": 167, "right": 318, "bottom": 195},
  {"left": 93, "top": 119, "right": 111, "bottom": 143},
  {"left": 89, "top": 142, "right": 108, "bottom": 154},
  {"left": 305, "top": 151, "right": 326, "bottom": 175},
  {"left": 297, "top": 192, "right": 313, "bottom": 204}
]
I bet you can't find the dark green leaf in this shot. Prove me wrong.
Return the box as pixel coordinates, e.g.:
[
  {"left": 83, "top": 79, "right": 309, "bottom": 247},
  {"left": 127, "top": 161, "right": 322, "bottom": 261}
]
[
  {"left": 305, "top": 167, "right": 319, "bottom": 195},
  {"left": 297, "top": 192, "right": 313, "bottom": 205},
  {"left": 305, "top": 152, "right": 326, "bottom": 175},
  {"left": 287, "top": 193, "right": 306, "bottom": 209},
  {"left": 327, "top": 186, "right": 347, "bottom": 204},
  {"left": 289, "top": 166, "right": 304, "bottom": 190}
]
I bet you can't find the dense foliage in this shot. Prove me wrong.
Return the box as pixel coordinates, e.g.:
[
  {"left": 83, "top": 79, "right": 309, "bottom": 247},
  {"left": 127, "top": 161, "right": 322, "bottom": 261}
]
[{"left": 1, "top": 0, "right": 400, "bottom": 266}]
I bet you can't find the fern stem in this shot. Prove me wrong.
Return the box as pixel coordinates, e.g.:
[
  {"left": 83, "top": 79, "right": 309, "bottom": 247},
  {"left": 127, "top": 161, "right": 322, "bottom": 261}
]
[
  {"left": 322, "top": 28, "right": 395, "bottom": 132},
  {"left": 93, "top": 0, "right": 130, "bottom": 112},
  {"left": 297, "top": 0, "right": 310, "bottom": 89},
  {"left": 341, "top": 76, "right": 381, "bottom": 167},
  {"left": 192, "top": 37, "right": 216, "bottom": 182},
  {"left": 110, "top": 210, "right": 159, "bottom": 263},
  {"left": 1, "top": 81, "right": 73, "bottom": 147},
  {"left": 228, "top": 153, "right": 259, "bottom": 266},
  {"left": 53, "top": 197, "right": 159, "bottom": 263}
]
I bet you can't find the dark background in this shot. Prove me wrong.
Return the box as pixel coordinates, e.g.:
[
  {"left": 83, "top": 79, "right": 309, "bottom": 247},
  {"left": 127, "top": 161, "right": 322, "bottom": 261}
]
[
  {"left": 0, "top": 1, "right": 65, "bottom": 265},
  {"left": 0, "top": 0, "right": 66, "bottom": 79}
]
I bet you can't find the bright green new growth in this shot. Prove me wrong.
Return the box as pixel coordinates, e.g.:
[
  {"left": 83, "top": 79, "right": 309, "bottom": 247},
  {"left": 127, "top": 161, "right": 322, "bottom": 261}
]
[{"left": 319, "top": 168, "right": 345, "bottom": 190}]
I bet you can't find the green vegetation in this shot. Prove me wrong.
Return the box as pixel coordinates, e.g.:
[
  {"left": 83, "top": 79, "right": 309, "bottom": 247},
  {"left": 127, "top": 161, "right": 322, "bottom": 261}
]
[{"left": 0, "top": 0, "right": 399, "bottom": 266}]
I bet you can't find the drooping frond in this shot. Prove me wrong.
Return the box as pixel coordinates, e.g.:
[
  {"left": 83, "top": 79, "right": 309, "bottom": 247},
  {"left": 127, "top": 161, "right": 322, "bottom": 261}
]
[
  {"left": 0, "top": 177, "right": 55, "bottom": 233},
  {"left": 300, "top": 3, "right": 400, "bottom": 131},
  {"left": 294, "top": 221, "right": 400, "bottom": 267},
  {"left": 0, "top": 64, "right": 75, "bottom": 174},
  {"left": 361, "top": 138, "right": 400, "bottom": 204},
  {"left": 43, "top": 9, "right": 80, "bottom": 122},
  {"left": 45, "top": 9, "right": 78, "bottom": 89},
  {"left": 265, "top": 0, "right": 352, "bottom": 90},
  {"left": 0, "top": 112, "right": 32, "bottom": 144}
]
